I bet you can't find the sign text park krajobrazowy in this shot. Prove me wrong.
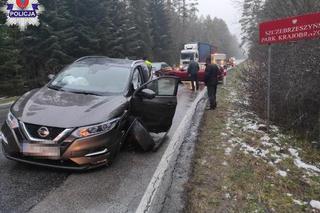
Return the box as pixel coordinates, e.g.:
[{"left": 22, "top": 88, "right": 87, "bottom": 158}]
[{"left": 259, "top": 12, "right": 320, "bottom": 44}]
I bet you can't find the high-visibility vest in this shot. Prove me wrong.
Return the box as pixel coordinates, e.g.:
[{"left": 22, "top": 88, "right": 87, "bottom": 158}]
[{"left": 145, "top": 60, "right": 152, "bottom": 71}]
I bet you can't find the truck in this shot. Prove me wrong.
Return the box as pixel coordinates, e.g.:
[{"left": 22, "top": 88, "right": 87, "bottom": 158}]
[
  {"left": 180, "top": 42, "right": 216, "bottom": 69},
  {"left": 211, "top": 53, "right": 227, "bottom": 66},
  {"left": 166, "top": 42, "right": 224, "bottom": 82}
]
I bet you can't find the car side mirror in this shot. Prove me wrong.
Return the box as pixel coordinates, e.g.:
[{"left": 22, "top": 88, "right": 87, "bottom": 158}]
[
  {"left": 48, "top": 74, "right": 55, "bottom": 80},
  {"left": 139, "top": 89, "right": 156, "bottom": 99}
]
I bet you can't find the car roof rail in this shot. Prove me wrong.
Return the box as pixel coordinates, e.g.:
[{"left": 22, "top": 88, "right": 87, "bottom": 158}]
[
  {"left": 131, "top": 60, "right": 144, "bottom": 67},
  {"left": 74, "top": 56, "right": 109, "bottom": 63}
]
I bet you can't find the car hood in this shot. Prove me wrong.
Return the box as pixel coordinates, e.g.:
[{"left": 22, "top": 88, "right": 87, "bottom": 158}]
[{"left": 11, "top": 87, "right": 128, "bottom": 128}]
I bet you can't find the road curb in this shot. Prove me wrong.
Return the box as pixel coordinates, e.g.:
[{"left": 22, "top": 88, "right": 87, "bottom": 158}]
[{"left": 135, "top": 89, "right": 207, "bottom": 213}]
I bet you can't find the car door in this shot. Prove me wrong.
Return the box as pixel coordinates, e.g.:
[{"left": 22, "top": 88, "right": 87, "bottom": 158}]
[{"left": 131, "top": 77, "right": 179, "bottom": 133}]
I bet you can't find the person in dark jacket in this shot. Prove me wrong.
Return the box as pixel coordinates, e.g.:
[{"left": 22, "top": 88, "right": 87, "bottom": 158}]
[
  {"left": 204, "top": 57, "right": 219, "bottom": 110},
  {"left": 187, "top": 59, "right": 200, "bottom": 91}
]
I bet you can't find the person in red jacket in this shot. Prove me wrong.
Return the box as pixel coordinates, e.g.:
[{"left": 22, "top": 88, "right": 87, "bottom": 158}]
[{"left": 204, "top": 57, "right": 219, "bottom": 110}]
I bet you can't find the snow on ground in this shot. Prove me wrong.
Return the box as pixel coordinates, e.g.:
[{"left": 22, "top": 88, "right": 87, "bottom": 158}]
[
  {"left": 224, "top": 87, "right": 320, "bottom": 177},
  {"left": 289, "top": 148, "right": 320, "bottom": 174},
  {"left": 310, "top": 200, "right": 320, "bottom": 210},
  {"left": 222, "top": 86, "right": 320, "bottom": 209},
  {"left": 293, "top": 199, "right": 307, "bottom": 206},
  {"left": 276, "top": 170, "right": 287, "bottom": 177},
  {"left": 225, "top": 147, "right": 233, "bottom": 156}
]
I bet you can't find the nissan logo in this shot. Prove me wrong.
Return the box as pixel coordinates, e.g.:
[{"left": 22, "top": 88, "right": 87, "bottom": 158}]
[{"left": 37, "top": 127, "right": 50, "bottom": 138}]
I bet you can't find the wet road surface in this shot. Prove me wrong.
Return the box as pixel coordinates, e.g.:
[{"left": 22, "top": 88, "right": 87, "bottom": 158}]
[{"left": 0, "top": 83, "right": 202, "bottom": 213}]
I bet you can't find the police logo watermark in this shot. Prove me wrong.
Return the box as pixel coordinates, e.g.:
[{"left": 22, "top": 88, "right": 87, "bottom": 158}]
[{"left": 1, "top": 0, "right": 44, "bottom": 31}]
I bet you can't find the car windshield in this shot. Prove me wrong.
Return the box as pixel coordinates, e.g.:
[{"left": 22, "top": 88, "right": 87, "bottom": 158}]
[
  {"left": 181, "top": 53, "right": 194, "bottom": 60},
  {"left": 49, "top": 64, "right": 131, "bottom": 95},
  {"left": 152, "top": 63, "right": 162, "bottom": 71}
]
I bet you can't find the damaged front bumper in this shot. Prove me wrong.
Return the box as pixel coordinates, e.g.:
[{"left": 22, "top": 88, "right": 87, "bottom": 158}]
[{"left": 1, "top": 121, "right": 122, "bottom": 170}]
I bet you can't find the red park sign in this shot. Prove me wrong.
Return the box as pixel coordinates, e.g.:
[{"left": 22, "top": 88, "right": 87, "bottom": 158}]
[{"left": 259, "top": 12, "right": 320, "bottom": 44}]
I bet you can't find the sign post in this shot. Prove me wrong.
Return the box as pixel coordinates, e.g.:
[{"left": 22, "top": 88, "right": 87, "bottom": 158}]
[
  {"left": 259, "top": 12, "right": 320, "bottom": 131},
  {"left": 267, "top": 44, "right": 271, "bottom": 131}
]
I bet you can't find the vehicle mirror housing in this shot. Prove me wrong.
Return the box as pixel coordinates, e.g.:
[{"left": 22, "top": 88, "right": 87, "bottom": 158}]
[
  {"left": 48, "top": 74, "right": 55, "bottom": 80},
  {"left": 139, "top": 89, "right": 156, "bottom": 99}
]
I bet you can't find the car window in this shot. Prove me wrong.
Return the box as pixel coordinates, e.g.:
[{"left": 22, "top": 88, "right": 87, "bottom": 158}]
[
  {"left": 132, "top": 68, "right": 142, "bottom": 90},
  {"left": 146, "top": 78, "right": 177, "bottom": 96},
  {"left": 153, "top": 63, "right": 162, "bottom": 71},
  {"left": 50, "top": 64, "right": 131, "bottom": 95},
  {"left": 161, "top": 64, "right": 169, "bottom": 69}
]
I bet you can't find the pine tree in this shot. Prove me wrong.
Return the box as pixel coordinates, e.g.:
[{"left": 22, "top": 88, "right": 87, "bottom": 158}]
[
  {"left": 126, "top": 0, "right": 153, "bottom": 59},
  {"left": 149, "top": 0, "right": 172, "bottom": 62}
]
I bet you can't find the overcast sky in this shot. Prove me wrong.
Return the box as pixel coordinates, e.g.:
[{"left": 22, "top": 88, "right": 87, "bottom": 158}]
[{"left": 197, "top": 0, "right": 243, "bottom": 40}]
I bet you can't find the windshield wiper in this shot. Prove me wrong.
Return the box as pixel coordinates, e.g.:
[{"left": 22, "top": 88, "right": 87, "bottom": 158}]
[
  {"left": 48, "top": 85, "right": 66, "bottom": 91},
  {"left": 49, "top": 85, "right": 102, "bottom": 96},
  {"left": 69, "top": 90, "right": 102, "bottom": 96}
]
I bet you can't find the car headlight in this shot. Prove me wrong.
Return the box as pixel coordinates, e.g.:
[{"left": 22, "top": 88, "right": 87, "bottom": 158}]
[
  {"left": 7, "top": 112, "right": 19, "bottom": 129},
  {"left": 0, "top": 131, "right": 8, "bottom": 144},
  {"left": 72, "top": 118, "right": 120, "bottom": 138}
]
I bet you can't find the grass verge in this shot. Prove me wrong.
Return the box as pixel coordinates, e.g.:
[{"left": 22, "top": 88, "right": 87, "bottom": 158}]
[{"left": 186, "top": 67, "right": 320, "bottom": 213}]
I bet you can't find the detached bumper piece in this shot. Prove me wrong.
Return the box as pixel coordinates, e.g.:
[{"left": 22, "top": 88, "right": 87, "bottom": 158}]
[
  {"left": 128, "top": 119, "right": 168, "bottom": 152},
  {"left": 131, "top": 119, "right": 155, "bottom": 151}
]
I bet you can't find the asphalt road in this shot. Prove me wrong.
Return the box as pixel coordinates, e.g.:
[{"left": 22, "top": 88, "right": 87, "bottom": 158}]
[{"left": 0, "top": 84, "right": 200, "bottom": 213}]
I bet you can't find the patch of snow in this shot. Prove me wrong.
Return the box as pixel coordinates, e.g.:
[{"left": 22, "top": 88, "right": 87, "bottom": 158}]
[
  {"left": 268, "top": 161, "right": 274, "bottom": 166},
  {"left": 227, "top": 138, "right": 241, "bottom": 144},
  {"left": 261, "top": 135, "right": 270, "bottom": 142},
  {"left": 276, "top": 170, "right": 287, "bottom": 177},
  {"left": 225, "top": 193, "right": 231, "bottom": 199},
  {"left": 222, "top": 161, "right": 228, "bottom": 166},
  {"left": 293, "top": 199, "right": 307, "bottom": 206},
  {"left": 225, "top": 147, "right": 232, "bottom": 156},
  {"left": 272, "top": 145, "right": 281, "bottom": 152},
  {"left": 289, "top": 148, "right": 299, "bottom": 158},
  {"left": 238, "top": 143, "right": 269, "bottom": 159},
  {"left": 270, "top": 125, "right": 279, "bottom": 132},
  {"left": 272, "top": 137, "right": 280, "bottom": 144},
  {"left": 274, "top": 159, "right": 282, "bottom": 164},
  {"left": 230, "top": 91, "right": 237, "bottom": 98},
  {"left": 242, "top": 122, "right": 259, "bottom": 131},
  {"left": 271, "top": 153, "right": 281, "bottom": 158},
  {"left": 281, "top": 153, "right": 290, "bottom": 159},
  {"left": 288, "top": 148, "right": 320, "bottom": 174},
  {"left": 310, "top": 200, "right": 320, "bottom": 210},
  {"left": 261, "top": 141, "right": 273, "bottom": 147},
  {"left": 286, "top": 193, "right": 292, "bottom": 197},
  {"left": 294, "top": 159, "right": 320, "bottom": 173},
  {"left": 221, "top": 132, "right": 228, "bottom": 137}
]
